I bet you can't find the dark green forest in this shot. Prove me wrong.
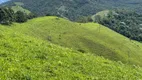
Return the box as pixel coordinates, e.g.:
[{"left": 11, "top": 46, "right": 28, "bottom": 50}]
[{"left": 94, "top": 10, "right": 142, "bottom": 41}]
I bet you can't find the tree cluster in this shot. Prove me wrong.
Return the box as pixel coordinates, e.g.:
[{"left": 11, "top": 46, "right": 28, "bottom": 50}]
[{"left": 0, "top": 7, "right": 36, "bottom": 25}]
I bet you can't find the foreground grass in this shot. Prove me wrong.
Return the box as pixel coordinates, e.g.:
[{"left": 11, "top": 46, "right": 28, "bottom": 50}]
[
  {"left": 8, "top": 16, "right": 142, "bottom": 66},
  {"left": 0, "top": 25, "right": 142, "bottom": 79}
]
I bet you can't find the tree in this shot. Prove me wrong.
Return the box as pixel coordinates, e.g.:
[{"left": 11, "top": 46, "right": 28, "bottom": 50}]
[
  {"left": 0, "top": 7, "right": 15, "bottom": 25},
  {"left": 15, "top": 11, "right": 28, "bottom": 23}
]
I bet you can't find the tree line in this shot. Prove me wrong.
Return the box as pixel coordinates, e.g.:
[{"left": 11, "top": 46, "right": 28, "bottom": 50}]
[{"left": 0, "top": 7, "right": 36, "bottom": 25}]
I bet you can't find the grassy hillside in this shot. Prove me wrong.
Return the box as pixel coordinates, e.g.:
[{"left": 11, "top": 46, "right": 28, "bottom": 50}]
[
  {"left": 7, "top": 16, "right": 142, "bottom": 66},
  {"left": 0, "top": 23, "right": 142, "bottom": 79}
]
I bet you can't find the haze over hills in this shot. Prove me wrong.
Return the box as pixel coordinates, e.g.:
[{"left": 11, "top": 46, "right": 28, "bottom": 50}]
[{"left": 2, "top": 0, "right": 142, "bottom": 20}]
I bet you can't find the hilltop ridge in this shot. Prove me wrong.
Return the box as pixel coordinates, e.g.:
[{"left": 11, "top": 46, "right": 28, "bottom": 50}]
[{"left": 2, "top": 0, "right": 142, "bottom": 20}]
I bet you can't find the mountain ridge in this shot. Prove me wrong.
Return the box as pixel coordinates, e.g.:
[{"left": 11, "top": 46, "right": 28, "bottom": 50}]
[{"left": 2, "top": 0, "right": 142, "bottom": 20}]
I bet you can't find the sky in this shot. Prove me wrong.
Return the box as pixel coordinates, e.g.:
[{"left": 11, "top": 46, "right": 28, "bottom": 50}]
[{"left": 0, "top": 0, "right": 9, "bottom": 4}]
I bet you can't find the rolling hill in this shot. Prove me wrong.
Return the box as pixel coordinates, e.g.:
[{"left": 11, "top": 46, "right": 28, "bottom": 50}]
[
  {"left": 2, "top": 0, "right": 142, "bottom": 20},
  {"left": 5, "top": 16, "right": 142, "bottom": 66},
  {"left": 0, "top": 17, "right": 142, "bottom": 79}
]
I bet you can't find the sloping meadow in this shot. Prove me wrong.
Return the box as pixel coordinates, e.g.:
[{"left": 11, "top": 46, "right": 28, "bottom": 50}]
[
  {"left": 8, "top": 16, "right": 142, "bottom": 66},
  {"left": 0, "top": 23, "right": 142, "bottom": 79}
]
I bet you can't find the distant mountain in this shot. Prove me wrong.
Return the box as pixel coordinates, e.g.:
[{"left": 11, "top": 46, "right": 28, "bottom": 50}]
[{"left": 2, "top": 0, "right": 142, "bottom": 20}]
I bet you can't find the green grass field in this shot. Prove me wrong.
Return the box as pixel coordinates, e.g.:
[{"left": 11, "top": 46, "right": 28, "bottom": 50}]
[
  {"left": 7, "top": 16, "right": 142, "bottom": 66},
  {"left": 0, "top": 22, "right": 142, "bottom": 79}
]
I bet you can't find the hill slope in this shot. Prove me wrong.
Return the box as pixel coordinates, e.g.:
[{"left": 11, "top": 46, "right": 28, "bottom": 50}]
[
  {"left": 7, "top": 16, "right": 142, "bottom": 66},
  {"left": 0, "top": 23, "right": 142, "bottom": 79},
  {"left": 2, "top": 0, "right": 142, "bottom": 20}
]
